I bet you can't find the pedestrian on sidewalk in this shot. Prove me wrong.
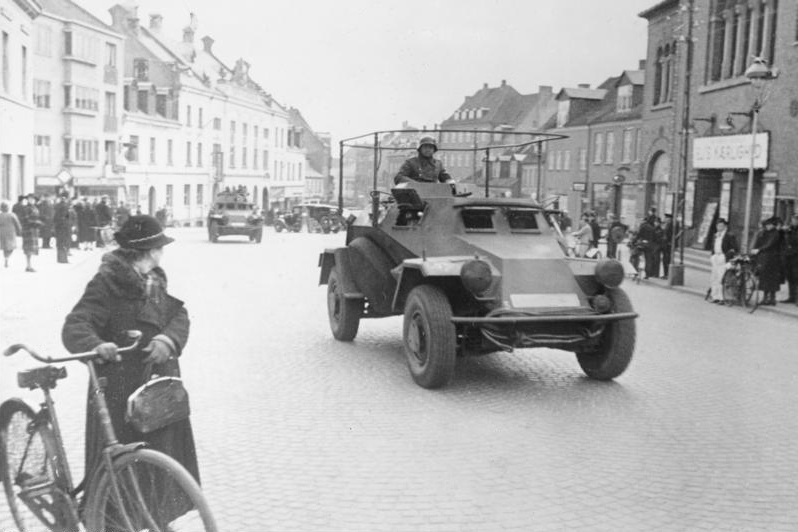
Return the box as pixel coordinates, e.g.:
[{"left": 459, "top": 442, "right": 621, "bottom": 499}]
[
  {"left": 662, "top": 213, "right": 680, "bottom": 279},
  {"left": 76, "top": 198, "right": 96, "bottom": 251},
  {"left": 62, "top": 214, "right": 201, "bottom": 503},
  {"left": 781, "top": 213, "right": 798, "bottom": 305},
  {"left": 752, "top": 216, "right": 783, "bottom": 306},
  {"left": 572, "top": 214, "right": 593, "bottom": 258},
  {"left": 38, "top": 194, "right": 54, "bottom": 249},
  {"left": 20, "top": 193, "right": 42, "bottom": 272},
  {"left": 636, "top": 216, "right": 657, "bottom": 279},
  {"left": 706, "top": 218, "right": 737, "bottom": 303},
  {"left": 606, "top": 214, "right": 627, "bottom": 259},
  {"left": 0, "top": 201, "right": 22, "bottom": 268},
  {"left": 54, "top": 192, "right": 72, "bottom": 264}
]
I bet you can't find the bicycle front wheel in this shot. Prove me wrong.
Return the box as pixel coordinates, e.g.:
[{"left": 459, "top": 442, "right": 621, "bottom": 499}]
[
  {"left": 85, "top": 448, "right": 216, "bottom": 532},
  {"left": 0, "top": 399, "right": 75, "bottom": 532},
  {"left": 721, "top": 269, "right": 738, "bottom": 304}
]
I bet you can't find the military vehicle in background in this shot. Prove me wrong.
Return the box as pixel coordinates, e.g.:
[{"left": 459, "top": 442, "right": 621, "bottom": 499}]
[{"left": 207, "top": 188, "right": 263, "bottom": 243}]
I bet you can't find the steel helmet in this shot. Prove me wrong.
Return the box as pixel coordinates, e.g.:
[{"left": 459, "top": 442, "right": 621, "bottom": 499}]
[{"left": 417, "top": 136, "right": 438, "bottom": 152}]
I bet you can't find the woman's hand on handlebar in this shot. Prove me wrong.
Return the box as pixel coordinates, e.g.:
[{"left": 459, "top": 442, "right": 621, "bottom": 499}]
[
  {"left": 142, "top": 339, "right": 171, "bottom": 365},
  {"left": 95, "top": 342, "right": 120, "bottom": 363}
]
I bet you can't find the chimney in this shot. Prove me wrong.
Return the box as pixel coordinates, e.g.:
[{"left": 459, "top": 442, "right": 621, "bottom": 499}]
[
  {"left": 148, "top": 13, "right": 162, "bottom": 31},
  {"left": 538, "top": 85, "right": 552, "bottom": 96},
  {"left": 578, "top": 83, "right": 590, "bottom": 89},
  {"left": 483, "top": 82, "right": 488, "bottom": 89},
  {"left": 401, "top": 120, "right": 409, "bottom": 129},
  {"left": 501, "top": 79, "right": 507, "bottom": 86},
  {"left": 201, "top": 36, "right": 214, "bottom": 53},
  {"left": 127, "top": 16, "right": 140, "bottom": 33},
  {"left": 638, "top": 59, "right": 647, "bottom": 70},
  {"left": 183, "top": 26, "right": 194, "bottom": 43}
]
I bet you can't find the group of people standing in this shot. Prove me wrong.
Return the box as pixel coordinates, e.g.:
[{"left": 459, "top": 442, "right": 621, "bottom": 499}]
[
  {"left": 707, "top": 214, "right": 798, "bottom": 306},
  {"left": 628, "top": 212, "right": 679, "bottom": 279},
  {"left": 0, "top": 192, "right": 135, "bottom": 271}
]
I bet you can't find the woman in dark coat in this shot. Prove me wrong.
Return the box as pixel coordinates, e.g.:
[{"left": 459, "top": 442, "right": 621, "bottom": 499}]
[
  {"left": 753, "top": 217, "right": 783, "bottom": 305},
  {"left": 75, "top": 198, "right": 96, "bottom": 250},
  {"left": 20, "top": 194, "right": 42, "bottom": 272},
  {"left": 62, "top": 215, "right": 200, "bottom": 490}
]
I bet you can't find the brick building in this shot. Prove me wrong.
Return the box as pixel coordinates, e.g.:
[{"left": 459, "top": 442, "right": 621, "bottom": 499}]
[{"left": 640, "top": 0, "right": 798, "bottom": 248}]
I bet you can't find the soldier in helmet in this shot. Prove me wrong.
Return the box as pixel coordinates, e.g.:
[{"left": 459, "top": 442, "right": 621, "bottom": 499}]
[{"left": 394, "top": 136, "right": 454, "bottom": 185}]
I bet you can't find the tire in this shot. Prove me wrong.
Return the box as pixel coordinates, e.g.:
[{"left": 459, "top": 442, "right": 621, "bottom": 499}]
[
  {"left": 254, "top": 228, "right": 263, "bottom": 243},
  {"left": 721, "top": 269, "right": 737, "bottom": 304},
  {"left": 327, "top": 267, "right": 364, "bottom": 341},
  {"left": 403, "top": 284, "right": 457, "bottom": 389},
  {"left": 347, "top": 237, "right": 397, "bottom": 315},
  {"left": 576, "top": 287, "right": 635, "bottom": 380},
  {"left": 208, "top": 221, "right": 219, "bottom": 243},
  {"left": 741, "top": 268, "right": 757, "bottom": 309},
  {"left": 0, "top": 399, "right": 76, "bottom": 532},
  {"left": 85, "top": 448, "right": 217, "bottom": 532}
]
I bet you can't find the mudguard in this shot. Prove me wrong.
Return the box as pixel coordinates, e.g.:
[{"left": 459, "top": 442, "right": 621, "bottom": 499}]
[{"left": 318, "top": 248, "right": 364, "bottom": 299}]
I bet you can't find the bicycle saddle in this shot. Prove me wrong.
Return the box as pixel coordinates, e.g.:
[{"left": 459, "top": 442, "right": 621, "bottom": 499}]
[{"left": 17, "top": 366, "right": 68, "bottom": 390}]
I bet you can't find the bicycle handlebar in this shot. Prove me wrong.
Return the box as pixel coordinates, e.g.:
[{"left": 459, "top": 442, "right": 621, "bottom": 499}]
[{"left": 3, "top": 330, "right": 142, "bottom": 363}]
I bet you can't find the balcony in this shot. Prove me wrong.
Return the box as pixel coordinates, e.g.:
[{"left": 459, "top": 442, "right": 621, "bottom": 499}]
[
  {"left": 104, "top": 66, "right": 118, "bottom": 85},
  {"left": 103, "top": 115, "right": 118, "bottom": 133}
]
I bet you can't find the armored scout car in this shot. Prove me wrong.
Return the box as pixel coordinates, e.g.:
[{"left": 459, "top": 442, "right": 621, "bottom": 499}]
[
  {"left": 207, "top": 188, "right": 263, "bottom": 243},
  {"left": 319, "top": 130, "right": 637, "bottom": 389}
]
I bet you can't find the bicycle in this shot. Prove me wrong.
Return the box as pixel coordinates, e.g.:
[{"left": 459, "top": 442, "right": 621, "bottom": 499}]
[
  {"left": 0, "top": 330, "right": 217, "bottom": 532},
  {"left": 721, "top": 254, "right": 760, "bottom": 313}
]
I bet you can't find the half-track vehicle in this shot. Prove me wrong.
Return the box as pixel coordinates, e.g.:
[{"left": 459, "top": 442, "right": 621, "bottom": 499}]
[
  {"left": 318, "top": 130, "right": 638, "bottom": 389},
  {"left": 207, "top": 188, "right": 263, "bottom": 243}
]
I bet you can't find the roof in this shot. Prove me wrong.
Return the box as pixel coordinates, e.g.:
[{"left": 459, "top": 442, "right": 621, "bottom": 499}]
[
  {"left": 441, "top": 82, "right": 527, "bottom": 127},
  {"left": 40, "top": 0, "right": 114, "bottom": 32},
  {"left": 620, "top": 70, "right": 645, "bottom": 86},
  {"left": 638, "top": 0, "right": 679, "bottom": 19},
  {"left": 557, "top": 87, "right": 607, "bottom": 101}
]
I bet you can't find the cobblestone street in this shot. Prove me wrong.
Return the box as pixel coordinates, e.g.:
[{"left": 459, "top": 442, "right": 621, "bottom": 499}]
[{"left": 2, "top": 228, "right": 797, "bottom": 531}]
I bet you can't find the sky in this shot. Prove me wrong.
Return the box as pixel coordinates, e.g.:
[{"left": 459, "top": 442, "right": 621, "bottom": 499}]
[{"left": 79, "top": 0, "right": 656, "bottom": 144}]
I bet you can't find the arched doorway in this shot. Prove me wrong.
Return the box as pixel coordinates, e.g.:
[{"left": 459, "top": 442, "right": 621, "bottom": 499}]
[
  {"left": 148, "top": 186, "right": 156, "bottom": 215},
  {"left": 646, "top": 151, "right": 670, "bottom": 218}
]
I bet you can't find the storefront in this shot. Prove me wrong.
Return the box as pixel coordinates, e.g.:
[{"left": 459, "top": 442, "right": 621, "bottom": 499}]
[{"left": 690, "top": 132, "right": 770, "bottom": 248}]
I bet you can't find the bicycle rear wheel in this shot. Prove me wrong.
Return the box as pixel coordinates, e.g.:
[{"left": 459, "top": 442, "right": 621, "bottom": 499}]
[
  {"left": 721, "top": 269, "right": 738, "bottom": 305},
  {"left": 85, "top": 448, "right": 216, "bottom": 532},
  {"left": 0, "top": 399, "right": 75, "bottom": 532},
  {"left": 744, "top": 270, "right": 760, "bottom": 312}
]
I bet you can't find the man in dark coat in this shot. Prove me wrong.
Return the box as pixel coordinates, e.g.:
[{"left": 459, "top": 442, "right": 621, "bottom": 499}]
[
  {"left": 636, "top": 216, "right": 657, "bottom": 279},
  {"left": 19, "top": 194, "right": 41, "bottom": 272},
  {"left": 94, "top": 196, "right": 113, "bottom": 247},
  {"left": 53, "top": 193, "right": 72, "bottom": 264},
  {"left": 115, "top": 200, "right": 130, "bottom": 228},
  {"left": 752, "top": 216, "right": 783, "bottom": 305},
  {"left": 12, "top": 195, "right": 26, "bottom": 219},
  {"left": 661, "top": 213, "right": 680, "bottom": 278},
  {"left": 37, "top": 194, "right": 55, "bottom": 248},
  {"left": 394, "top": 136, "right": 453, "bottom": 185},
  {"left": 62, "top": 215, "right": 200, "bottom": 493},
  {"left": 781, "top": 213, "right": 798, "bottom": 305},
  {"left": 588, "top": 212, "right": 601, "bottom": 250}
]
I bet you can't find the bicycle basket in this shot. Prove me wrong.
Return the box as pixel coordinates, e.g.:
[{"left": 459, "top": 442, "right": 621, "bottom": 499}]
[{"left": 126, "top": 376, "right": 190, "bottom": 433}]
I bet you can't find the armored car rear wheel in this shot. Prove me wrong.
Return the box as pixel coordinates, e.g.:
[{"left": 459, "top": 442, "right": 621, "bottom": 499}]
[
  {"left": 403, "top": 285, "right": 456, "bottom": 389},
  {"left": 208, "top": 222, "right": 219, "bottom": 243},
  {"left": 327, "top": 267, "right": 363, "bottom": 341},
  {"left": 576, "top": 287, "right": 635, "bottom": 380}
]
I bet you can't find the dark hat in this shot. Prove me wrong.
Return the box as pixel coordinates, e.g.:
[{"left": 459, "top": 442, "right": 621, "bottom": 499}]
[
  {"left": 763, "top": 216, "right": 781, "bottom": 226},
  {"left": 114, "top": 215, "right": 174, "bottom": 250}
]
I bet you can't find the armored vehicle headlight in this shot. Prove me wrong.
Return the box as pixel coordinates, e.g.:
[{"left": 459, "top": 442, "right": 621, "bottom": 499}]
[
  {"left": 595, "top": 259, "right": 624, "bottom": 288},
  {"left": 460, "top": 260, "right": 492, "bottom": 294},
  {"left": 592, "top": 294, "right": 612, "bottom": 313}
]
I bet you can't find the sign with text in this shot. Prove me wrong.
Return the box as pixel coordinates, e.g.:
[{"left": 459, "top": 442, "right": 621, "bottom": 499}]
[
  {"left": 692, "top": 133, "right": 769, "bottom": 169},
  {"left": 572, "top": 182, "right": 586, "bottom": 191}
]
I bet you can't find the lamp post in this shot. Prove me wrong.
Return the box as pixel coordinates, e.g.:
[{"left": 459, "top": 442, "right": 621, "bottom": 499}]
[{"left": 741, "top": 57, "right": 778, "bottom": 252}]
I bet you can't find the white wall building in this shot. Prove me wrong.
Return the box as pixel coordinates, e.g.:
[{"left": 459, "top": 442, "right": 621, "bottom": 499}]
[
  {"left": 0, "top": 0, "right": 41, "bottom": 201},
  {"left": 32, "top": 0, "right": 124, "bottom": 200}
]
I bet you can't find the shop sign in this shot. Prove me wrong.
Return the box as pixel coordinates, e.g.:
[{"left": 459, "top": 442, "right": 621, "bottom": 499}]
[
  {"left": 572, "top": 182, "right": 586, "bottom": 191},
  {"left": 693, "top": 133, "right": 769, "bottom": 169}
]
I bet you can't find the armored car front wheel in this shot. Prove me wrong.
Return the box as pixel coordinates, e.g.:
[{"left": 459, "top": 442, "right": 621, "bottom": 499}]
[
  {"left": 327, "top": 267, "right": 363, "bottom": 341},
  {"left": 576, "top": 287, "right": 635, "bottom": 380},
  {"left": 208, "top": 222, "right": 219, "bottom": 243},
  {"left": 403, "top": 285, "right": 456, "bottom": 389}
]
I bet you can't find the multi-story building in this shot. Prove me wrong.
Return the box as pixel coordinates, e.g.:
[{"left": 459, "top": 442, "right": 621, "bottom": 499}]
[
  {"left": 639, "top": 0, "right": 797, "bottom": 248},
  {"left": 31, "top": 0, "right": 124, "bottom": 200},
  {"left": 0, "top": 0, "right": 40, "bottom": 201},
  {"left": 438, "top": 80, "right": 557, "bottom": 197},
  {"left": 109, "top": 5, "right": 305, "bottom": 224},
  {"left": 288, "top": 107, "right": 331, "bottom": 203}
]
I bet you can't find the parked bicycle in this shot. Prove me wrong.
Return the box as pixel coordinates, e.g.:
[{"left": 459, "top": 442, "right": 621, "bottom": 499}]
[
  {"left": 721, "top": 253, "right": 760, "bottom": 313},
  {"left": 0, "top": 330, "right": 217, "bottom": 532}
]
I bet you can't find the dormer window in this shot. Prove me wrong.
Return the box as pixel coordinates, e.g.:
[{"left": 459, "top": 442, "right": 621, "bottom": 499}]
[
  {"left": 617, "top": 84, "right": 633, "bottom": 113},
  {"left": 556, "top": 100, "right": 570, "bottom": 128}
]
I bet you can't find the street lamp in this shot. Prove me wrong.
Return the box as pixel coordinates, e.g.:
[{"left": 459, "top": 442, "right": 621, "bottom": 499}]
[{"left": 741, "top": 57, "right": 778, "bottom": 252}]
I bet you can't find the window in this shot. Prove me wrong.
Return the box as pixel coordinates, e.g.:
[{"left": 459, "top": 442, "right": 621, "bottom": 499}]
[
  {"left": 556, "top": 100, "right": 570, "bottom": 127},
  {"left": 104, "top": 92, "right": 116, "bottom": 118},
  {"left": 66, "top": 31, "right": 98, "bottom": 63},
  {"left": 263, "top": 127, "right": 269, "bottom": 141},
  {"left": 133, "top": 58, "right": 148, "bottom": 81},
  {"left": 137, "top": 89, "right": 148, "bottom": 113},
  {"left": 35, "top": 26, "right": 52, "bottom": 56},
  {"left": 2, "top": 32, "right": 8, "bottom": 92},
  {"left": 33, "top": 80, "right": 51, "bottom": 108},
  {"left": 1, "top": 154, "right": 9, "bottom": 199},
  {"left": 212, "top": 144, "right": 222, "bottom": 178},
  {"left": 196, "top": 184, "right": 204, "bottom": 205},
  {"left": 229, "top": 147, "right": 236, "bottom": 168},
  {"left": 63, "top": 138, "right": 71, "bottom": 161},
  {"left": 622, "top": 129, "right": 633, "bottom": 163},
  {"left": 635, "top": 129, "right": 643, "bottom": 162},
  {"left": 17, "top": 155, "right": 23, "bottom": 195},
  {"left": 605, "top": 132, "right": 615, "bottom": 164},
  {"left": 105, "top": 42, "right": 116, "bottom": 67},
  {"left": 63, "top": 30, "right": 72, "bottom": 56},
  {"left": 242, "top": 147, "right": 247, "bottom": 168},
  {"left": 186, "top": 142, "right": 192, "bottom": 166},
  {"left": 63, "top": 85, "right": 71, "bottom": 108},
  {"left": 230, "top": 121, "right": 236, "bottom": 144},
  {"left": 186, "top": 105, "right": 192, "bottom": 127},
  {"left": 563, "top": 150, "right": 571, "bottom": 171},
  {"left": 155, "top": 94, "right": 166, "bottom": 117},
  {"left": 34, "top": 135, "right": 51, "bottom": 165},
  {"left": 263, "top": 150, "right": 269, "bottom": 170},
  {"left": 213, "top": 117, "right": 221, "bottom": 130},
  {"left": 74, "top": 139, "right": 99, "bottom": 162},
  {"left": 555, "top": 150, "right": 562, "bottom": 171},
  {"left": 167, "top": 139, "right": 173, "bottom": 166},
  {"left": 149, "top": 137, "right": 156, "bottom": 164},
  {"left": 579, "top": 148, "right": 587, "bottom": 170},
  {"left": 593, "top": 133, "right": 604, "bottom": 164},
  {"left": 198, "top": 108, "right": 203, "bottom": 128},
  {"left": 129, "top": 185, "right": 139, "bottom": 207},
  {"left": 197, "top": 143, "right": 203, "bottom": 167},
  {"left": 617, "top": 84, "right": 633, "bottom": 112},
  {"left": 127, "top": 136, "right": 139, "bottom": 163},
  {"left": 74, "top": 86, "right": 99, "bottom": 111},
  {"left": 21, "top": 46, "right": 27, "bottom": 97},
  {"left": 166, "top": 185, "right": 173, "bottom": 207},
  {"left": 548, "top": 151, "right": 555, "bottom": 170},
  {"left": 184, "top": 184, "right": 190, "bottom": 206}
]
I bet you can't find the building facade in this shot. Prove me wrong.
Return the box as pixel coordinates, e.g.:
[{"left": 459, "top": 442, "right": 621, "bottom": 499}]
[
  {"left": 640, "top": 0, "right": 798, "bottom": 248},
  {"left": 0, "top": 0, "right": 41, "bottom": 201},
  {"left": 31, "top": 0, "right": 125, "bottom": 200}
]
